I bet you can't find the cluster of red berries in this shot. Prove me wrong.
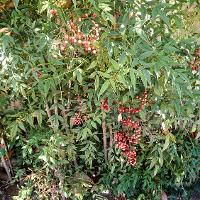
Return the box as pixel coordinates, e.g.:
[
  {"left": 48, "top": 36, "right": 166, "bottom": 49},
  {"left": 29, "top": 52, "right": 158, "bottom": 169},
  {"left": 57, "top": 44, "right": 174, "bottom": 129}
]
[
  {"left": 113, "top": 91, "right": 148, "bottom": 166},
  {"left": 71, "top": 95, "right": 84, "bottom": 126},
  {"left": 101, "top": 98, "right": 109, "bottom": 112},
  {"left": 71, "top": 112, "right": 83, "bottom": 125},
  {"left": 100, "top": 92, "right": 148, "bottom": 166},
  {"left": 188, "top": 48, "right": 199, "bottom": 74},
  {"left": 121, "top": 119, "right": 140, "bottom": 130},
  {"left": 115, "top": 131, "right": 138, "bottom": 166},
  {"left": 114, "top": 119, "right": 142, "bottom": 166},
  {"left": 118, "top": 91, "right": 148, "bottom": 114},
  {"left": 60, "top": 13, "right": 101, "bottom": 54},
  {"left": 101, "top": 91, "right": 148, "bottom": 114}
]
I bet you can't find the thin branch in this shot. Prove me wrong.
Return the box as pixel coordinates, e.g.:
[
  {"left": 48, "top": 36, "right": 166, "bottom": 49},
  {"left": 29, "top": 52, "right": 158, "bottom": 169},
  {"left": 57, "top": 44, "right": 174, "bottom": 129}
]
[
  {"left": 0, "top": 138, "right": 12, "bottom": 181},
  {"left": 45, "top": 100, "right": 54, "bottom": 128},
  {"left": 109, "top": 124, "right": 113, "bottom": 149},
  {"left": 1, "top": 157, "right": 11, "bottom": 182},
  {"left": 66, "top": 80, "right": 71, "bottom": 113},
  {"left": 2, "top": 137, "right": 13, "bottom": 175},
  {"left": 54, "top": 96, "right": 58, "bottom": 116},
  {"left": 102, "top": 112, "right": 107, "bottom": 162}
]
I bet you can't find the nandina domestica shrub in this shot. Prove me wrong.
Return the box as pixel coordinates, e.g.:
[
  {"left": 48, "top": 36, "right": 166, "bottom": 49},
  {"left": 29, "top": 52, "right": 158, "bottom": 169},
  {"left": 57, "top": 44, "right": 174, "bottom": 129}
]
[{"left": 0, "top": 0, "right": 200, "bottom": 199}]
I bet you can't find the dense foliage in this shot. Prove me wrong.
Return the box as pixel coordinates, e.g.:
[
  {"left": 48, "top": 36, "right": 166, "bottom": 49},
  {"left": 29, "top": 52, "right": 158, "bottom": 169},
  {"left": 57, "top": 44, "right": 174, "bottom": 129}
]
[{"left": 0, "top": 0, "right": 200, "bottom": 199}]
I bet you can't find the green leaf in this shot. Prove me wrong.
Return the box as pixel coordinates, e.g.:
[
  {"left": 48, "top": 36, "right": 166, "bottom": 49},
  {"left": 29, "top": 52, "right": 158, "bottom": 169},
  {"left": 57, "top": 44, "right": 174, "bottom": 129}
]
[
  {"left": 88, "top": 61, "right": 97, "bottom": 70},
  {"left": 89, "top": 0, "right": 96, "bottom": 6},
  {"left": 162, "top": 134, "right": 170, "bottom": 152},
  {"left": 196, "top": 132, "right": 200, "bottom": 139},
  {"left": 149, "top": 157, "right": 157, "bottom": 169},
  {"left": 13, "top": 0, "right": 20, "bottom": 8},
  {"left": 98, "top": 71, "right": 111, "bottom": 78},
  {"left": 143, "top": 69, "right": 151, "bottom": 85},
  {"left": 159, "top": 152, "right": 163, "bottom": 167},
  {"left": 110, "top": 58, "right": 120, "bottom": 70},
  {"left": 152, "top": 6, "right": 159, "bottom": 19},
  {"left": 130, "top": 68, "right": 136, "bottom": 91},
  {"left": 76, "top": 69, "right": 82, "bottom": 83},
  {"left": 39, "top": 2, "right": 49, "bottom": 13},
  {"left": 153, "top": 165, "right": 159, "bottom": 176},
  {"left": 44, "top": 81, "right": 51, "bottom": 97},
  {"left": 99, "top": 3, "right": 112, "bottom": 12},
  {"left": 95, "top": 117, "right": 101, "bottom": 125},
  {"left": 176, "top": 84, "right": 181, "bottom": 99},
  {"left": 159, "top": 10, "right": 170, "bottom": 26},
  {"left": 110, "top": 79, "right": 116, "bottom": 92},
  {"left": 10, "top": 123, "right": 19, "bottom": 138},
  {"left": 135, "top": 27, "right": 149, "bottom": 44},
  {"left": 18, "top": 121, "right": 26, "bottom": 132},
  {"left": 91, "top": 121, "right": 97, "bottom": 129},
  {"left": 95, "top": 75, "right": 99, "bottom": 91},
  {"left": 139, "top": 70, "right": 147, "bottom": 88},
  {"left": 26, "top": 115, "right": 34, "bottom": 127},
  {"left": 98, "top": 81, "right": 109, "bottom": 97},
  {"left": 118, "top": 74, "right": 127, "bottom": 86},
  {"left": 101, "top": 12, "right": 116, "bottom": 25}
]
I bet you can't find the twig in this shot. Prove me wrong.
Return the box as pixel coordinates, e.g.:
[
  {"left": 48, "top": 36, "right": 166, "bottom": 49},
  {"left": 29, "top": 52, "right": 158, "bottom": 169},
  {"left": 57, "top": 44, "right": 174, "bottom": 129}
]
[
  {"left": 2, "top": 137, "right": 13, "bottom": 176},
  {"left": 45, "top": 100, "right": 54, "bottom": 128},
  {"left": 66, "top": 80, "right": 71, "bottom": 113},
  {"left": 0, "top": 138, "right": 12, "bottom": 182},
  {"left": 102, "top": 112, "right": 107, "bottom": 162},
  {"left": 109, "top": 124, "right": 113, "bottom": 148},
  {"left": 54, "top": 96, "right": 58, "bottom": 116},
  {"left": 1, "top": 157, "right": 11, "bottom": 182}
]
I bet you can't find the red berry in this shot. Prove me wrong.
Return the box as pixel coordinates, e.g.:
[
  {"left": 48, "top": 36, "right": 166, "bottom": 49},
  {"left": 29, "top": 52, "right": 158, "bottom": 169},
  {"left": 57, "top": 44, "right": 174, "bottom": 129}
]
[
  {"left": 64, "top": 34, "right": 69, "bottom": 40},
  {"left": 84, "top": 41, "right": 89, "bottom": 47},
  {"left": 192, "top": 66, "right": 197, "bottom": 71},
  {"left": 77, "top": 33, "right": 82, "bottom": 39},
  {"left": 70, "top": 22, "right": 74, "bottom": 27},
  {"left": 84, "top": 48, "right": 89, "bottom": 53},
  {"left": 92, "top": 13, "right": 97, "bottom": 18},
  {"left": 50, "top": 9, "right": 57, "bottom": 15},
  {"left": 60, "top": 46, "right": 66, "bottom": 52},
  {"left": 36, "top": 71, "right": 42, "bottom": 78},
  {"left": 84, "top": 13, "right": 89, "bottom": 18}
]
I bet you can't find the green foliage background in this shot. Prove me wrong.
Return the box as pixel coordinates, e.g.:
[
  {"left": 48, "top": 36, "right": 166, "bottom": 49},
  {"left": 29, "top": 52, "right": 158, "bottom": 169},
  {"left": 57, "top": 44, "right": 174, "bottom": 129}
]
[{"left": 0, "top": 0, "right": 200, "bottom": 199}]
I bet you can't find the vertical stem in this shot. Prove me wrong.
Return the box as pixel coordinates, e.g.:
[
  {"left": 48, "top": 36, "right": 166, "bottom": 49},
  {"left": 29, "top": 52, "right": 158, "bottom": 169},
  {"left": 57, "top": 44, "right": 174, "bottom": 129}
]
[
  {"left": 102, "top": 112, "right": 107, "bottom": 162},
  {"left": 66, "top": 80, "right": 71, "bottom": 113},
  {"left": 2, "top": 137, "right": 13, "bottom": 175},
  {"left": 1, "top": 157, "right": 11, "bottom": 181},
  {"left": 54, "top": 96, "right": 58, "bottom": 116},
  {"left": 45, "top": 100, "right": 54, "bottom": 128},
  {"left": 0, "top": 138, "right": 12, "bottom": 181},
  {"left": 109, "top": 124, "right": 113, "bottom": 148}
]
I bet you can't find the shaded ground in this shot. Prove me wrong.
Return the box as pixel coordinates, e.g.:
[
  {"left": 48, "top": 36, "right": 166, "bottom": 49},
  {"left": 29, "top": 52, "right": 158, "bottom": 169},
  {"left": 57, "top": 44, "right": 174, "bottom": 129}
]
[{"left": 0, "top": 168, "right": 199, "bottom": 200}]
